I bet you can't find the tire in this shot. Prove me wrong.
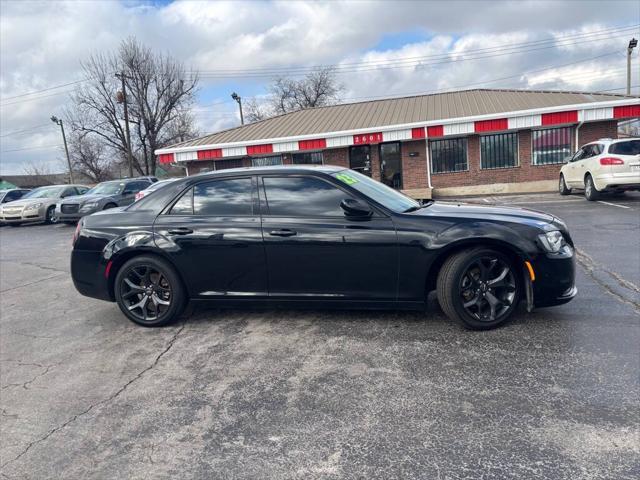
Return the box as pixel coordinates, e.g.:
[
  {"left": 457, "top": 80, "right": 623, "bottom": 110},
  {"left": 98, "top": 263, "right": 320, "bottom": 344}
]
[
  {"left": 558, "top": 174, "right": 571, "bottom": 196},
  {"left": 436, "top": 247, "right": 521, "bottom": 330},
  {"left": 114, "top": 255, "right": 187, "bottom": 327},
  {"left": 44, "top": 206, "right": 56, "bottom": 224},
  {"left": 584, "top": 174, "right": 599, "bottom": 201},
  {"left": 103, "top": 203, "right": 117, "bottom": 210}
]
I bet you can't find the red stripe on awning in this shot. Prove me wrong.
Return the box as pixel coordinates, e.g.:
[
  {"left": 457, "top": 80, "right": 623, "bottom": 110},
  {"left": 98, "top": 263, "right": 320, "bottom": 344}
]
[
  {"left": 158, "top": 153, "right": 174, "bottom": 164},
  {"left": 246, "top": 144, "right": 273, "bottom": 155},
  {"left": 298, "top": 138, "right": 326, "bottom": 150},
  {"left": 197, "top": 149, "right": 222, "bottom": 160},
  {"left": 411, "top": 127, "right": 426, "bottom": 139},
  {"left": 541, "top": 110, "right": 578, "bottom": 125},
  {"left": 613, "top": 105, "right": 640, "bottom": 119},
  {"left": 474, "top": 118, "right": 508, "bottom": 133},
  {"left": 427, "top": 125, "right": 444, "bottom": 137}
]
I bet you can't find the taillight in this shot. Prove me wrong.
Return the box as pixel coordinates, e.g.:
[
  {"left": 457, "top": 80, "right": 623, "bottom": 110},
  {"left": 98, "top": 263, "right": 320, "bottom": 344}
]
[
  {"left": 72, "top": 219, "right": 83, "bottom": 245},
  {"left": 600, "top": 157, "right": 624, "bottom": 165}
]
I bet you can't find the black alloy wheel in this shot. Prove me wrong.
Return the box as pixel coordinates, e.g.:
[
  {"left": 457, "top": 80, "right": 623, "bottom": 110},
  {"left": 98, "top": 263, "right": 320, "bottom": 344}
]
[
  {"left": 114, "top": 256, "right": 185, "bottom": 327},
  {"left": 437, "top": 248, "right": 520, "bottom": 330}
]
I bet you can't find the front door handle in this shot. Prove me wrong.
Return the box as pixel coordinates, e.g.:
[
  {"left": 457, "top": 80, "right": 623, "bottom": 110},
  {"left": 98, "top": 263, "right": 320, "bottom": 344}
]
[
  {"left": 269, "top": 229, "right": 297, "bottom": 237},
  {"left": 167, "top": 227, "right": 193, "bottom": 235}
]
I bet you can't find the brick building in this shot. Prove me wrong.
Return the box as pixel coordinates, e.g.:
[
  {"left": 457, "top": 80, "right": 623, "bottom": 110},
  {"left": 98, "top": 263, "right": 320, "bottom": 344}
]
[{"left": 156, "top": 89, "right": 639, "bottom": 198}]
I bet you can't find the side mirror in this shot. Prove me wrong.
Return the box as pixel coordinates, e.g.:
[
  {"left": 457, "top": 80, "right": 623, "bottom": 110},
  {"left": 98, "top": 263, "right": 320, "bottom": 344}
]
[
  {"left": 340, "top": 198, "right": 372, "bottom": 219},
  {"left": 563, "top": 156, "right": 572, "bottom": 164}
]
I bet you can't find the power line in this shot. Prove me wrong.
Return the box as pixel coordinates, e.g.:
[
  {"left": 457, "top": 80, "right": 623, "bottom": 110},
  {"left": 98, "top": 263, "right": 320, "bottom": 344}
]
[
  {"left": 0, "top": 144, "right": 62, "bottom": 153},
  {"left": 0, "top": 124, "right": 52, "bottom": 137},
  {"left": 1, "top": 24, "right": 635, "bottom": 105}
]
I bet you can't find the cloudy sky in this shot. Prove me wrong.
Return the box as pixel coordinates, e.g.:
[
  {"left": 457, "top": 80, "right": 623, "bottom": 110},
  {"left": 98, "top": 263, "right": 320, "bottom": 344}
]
[{"left": 1, "top": 0, "right": 639, "bottom": 175}]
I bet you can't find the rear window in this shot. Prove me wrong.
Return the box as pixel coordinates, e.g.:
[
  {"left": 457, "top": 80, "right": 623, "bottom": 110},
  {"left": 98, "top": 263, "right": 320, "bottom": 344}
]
[{"left": 609, "top": 140, "right": 640, "bottom": 156}]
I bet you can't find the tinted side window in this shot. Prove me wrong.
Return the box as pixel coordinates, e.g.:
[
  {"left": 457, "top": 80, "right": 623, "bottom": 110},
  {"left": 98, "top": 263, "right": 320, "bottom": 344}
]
[
  {"left": 5, "top": 191, "right": 22, "bottom": 201},
  {"left": 76, "top": 187, "right": 89, "bottom": 194},
  {"left": 263, "top": 176, "right": 352, "bottom": 217},
  {"left": 169, "top": 188, "right": 193, "bottom": 215},
  {"left": 125, "top": 181, "right": 149, "bottom": 193},
  {"left": 194, "top": 178, "right": 253, "bottom": 216},
  {"left": 609, "top": 140, "right": 640, "bottom": 155}
]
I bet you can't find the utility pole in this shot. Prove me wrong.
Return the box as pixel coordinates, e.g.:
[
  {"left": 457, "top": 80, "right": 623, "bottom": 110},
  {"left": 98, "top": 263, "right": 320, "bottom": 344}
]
[
  {"left": 231, "top": 92, "right": 244, "bottom": 125},
  {"left": 50, "top": 116, "right": 73, "bottom": 183},
  {"left": 115, "top": 72, "right": 134, "bottom": 177},
  {"left": 627, "top": 38, "right": 637, "bottom": 95}
]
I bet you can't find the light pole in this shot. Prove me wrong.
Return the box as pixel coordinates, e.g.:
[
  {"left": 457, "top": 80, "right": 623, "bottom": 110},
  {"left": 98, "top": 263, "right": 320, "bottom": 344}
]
[
  {"left": 50, "top": 116, "right": 74, "bottom": 184},
  {"left": 627, "top": 38, "right": 637, "bottom": 95},
  {"left": 115, "top": 72, "right": 134, "bottom": 177},
  {"left": 231, "top": 92, "right": 244, "bottom": 125}
]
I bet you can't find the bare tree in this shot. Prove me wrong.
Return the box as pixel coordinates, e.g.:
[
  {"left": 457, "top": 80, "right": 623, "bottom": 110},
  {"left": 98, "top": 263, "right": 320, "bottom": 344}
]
[
  {"left": 69, "top": 37, "right": 198, "bottom": 176},
  {"left": 22, "top": 161, "right": 56, "bottom": 185},
  {"left": 244, "top": 68, "right": 343, "bottom": 122},
  {"left": 68, "top": 132, "right": 113, "bottom": 183}
]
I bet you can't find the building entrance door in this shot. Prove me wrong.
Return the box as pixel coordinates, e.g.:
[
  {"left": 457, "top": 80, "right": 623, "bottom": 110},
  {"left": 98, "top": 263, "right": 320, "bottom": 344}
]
[
  {"left": 349, "top": 146, "right": 371, "bottom": 176},
  {"left": 379, "top": 142, "right": 403, "bottom": 189}
]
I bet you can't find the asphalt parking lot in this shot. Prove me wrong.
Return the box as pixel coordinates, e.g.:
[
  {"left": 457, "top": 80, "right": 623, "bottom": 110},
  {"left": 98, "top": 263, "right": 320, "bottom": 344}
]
[{"left": 1, "top": 192, "right": 639, "bottom": 479}]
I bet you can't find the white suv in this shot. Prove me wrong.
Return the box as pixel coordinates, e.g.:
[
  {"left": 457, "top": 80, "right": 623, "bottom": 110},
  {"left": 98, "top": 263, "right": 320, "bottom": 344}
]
[{"left": 559, "top": 138, "right": 640, "bottom": 200}]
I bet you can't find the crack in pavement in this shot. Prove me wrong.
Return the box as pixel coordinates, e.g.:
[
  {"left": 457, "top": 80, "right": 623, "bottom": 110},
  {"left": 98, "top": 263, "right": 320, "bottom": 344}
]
[
  {"left": 0, "top": 323, "right": 186, "bottom": 471},
  {"left": 0, "top": 273, "right": 66, "bottom": 294},
  {"left": 575, "top": 249, "right": 640, "bottom": 314},
  {"left": 1, "top": 365, "right": 54, "bottom": 391}
]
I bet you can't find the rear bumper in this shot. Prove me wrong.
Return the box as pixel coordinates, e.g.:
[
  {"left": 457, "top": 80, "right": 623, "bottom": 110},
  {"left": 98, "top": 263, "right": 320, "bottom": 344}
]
[
  {"left": 594, "top": 172, "right": 640, "bottom": 190},
  {"left": 531, "top": 247, "right": 577, "bottom": 308},
  {"left": 71, "top": 249, "right": 113, "bottom": 302}
]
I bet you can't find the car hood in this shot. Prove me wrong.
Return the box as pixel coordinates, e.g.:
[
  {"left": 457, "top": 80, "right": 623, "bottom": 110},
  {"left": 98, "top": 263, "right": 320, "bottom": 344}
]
[
  {"left": 62, "top": 194, "right": 108, "bottom": 204},
  {"left": 1, "top": 197, "right": 57, "bottom": 208},
  {"left": 413, "top": 201, "right": 556, "bottom": 227}
]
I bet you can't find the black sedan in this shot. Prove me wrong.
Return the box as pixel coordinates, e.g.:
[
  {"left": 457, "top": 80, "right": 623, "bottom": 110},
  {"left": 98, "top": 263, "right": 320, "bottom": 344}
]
[{"left": 71, "top": 166, "right": 576, "bottom": 329}]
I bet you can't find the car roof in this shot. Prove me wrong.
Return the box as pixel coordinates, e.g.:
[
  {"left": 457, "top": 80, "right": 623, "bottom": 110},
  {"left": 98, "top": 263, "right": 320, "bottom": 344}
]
[
  {"left": 191, "top": 164, "right": 346, "bottom": 180},
  {"left": 584, "top": 137, "right": 638, "bottom": 146}
]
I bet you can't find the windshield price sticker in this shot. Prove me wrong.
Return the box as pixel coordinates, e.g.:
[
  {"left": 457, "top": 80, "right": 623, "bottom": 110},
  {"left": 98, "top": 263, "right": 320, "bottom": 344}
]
[{"left": 335, "top": 173, "right": 358, "bottom": 185}]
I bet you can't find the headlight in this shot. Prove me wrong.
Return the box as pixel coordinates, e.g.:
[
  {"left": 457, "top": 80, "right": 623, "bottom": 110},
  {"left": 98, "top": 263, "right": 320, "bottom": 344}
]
[
  {"left": 80, "top": 202, "right": 99, "bottom": 210},
  {"left": 24, "top": 203, "right": 43, "bottom": 210},
  {"left": 538, "top": 231, "right": 566, "bottom": 253}
]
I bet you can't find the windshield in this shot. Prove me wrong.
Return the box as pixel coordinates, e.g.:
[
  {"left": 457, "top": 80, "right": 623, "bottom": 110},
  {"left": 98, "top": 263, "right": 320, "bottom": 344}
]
[
  {"left": 331, "top": 169, "right": 420, "bottom": 213},
  {"left": 22, "top": 186, "right": 65, "bottom": 199},
  {"left": 147, "top": 179, "right": 174, "bottom": 192},
  {"left": 87, "top": 182, "right": 124, "bottom": 195}
]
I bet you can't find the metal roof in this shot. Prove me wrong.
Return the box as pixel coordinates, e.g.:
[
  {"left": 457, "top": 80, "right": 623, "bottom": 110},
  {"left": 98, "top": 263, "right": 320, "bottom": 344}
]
[{"left": 169, "top": 89, "right": 637, "bottom": 150}]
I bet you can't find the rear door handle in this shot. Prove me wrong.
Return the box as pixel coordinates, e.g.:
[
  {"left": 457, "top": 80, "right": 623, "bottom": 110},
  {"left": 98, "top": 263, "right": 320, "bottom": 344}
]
[
  {"left": 269, "top": 229, "right": 297, "bottom": 237},
  {"left": 167, "top": 227, "right": 193, "bottom": 235}
]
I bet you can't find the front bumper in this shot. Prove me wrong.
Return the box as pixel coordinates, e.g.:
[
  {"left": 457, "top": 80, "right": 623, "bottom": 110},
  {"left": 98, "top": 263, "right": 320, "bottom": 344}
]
[
  {"left": 0, "top": 207, "right": 46, "bottom": 223},
  {"left": 56, "top": 204, "right": 99, "bottom": 222},
  {"left": 531, "top": 246, "right": 577, "bottom": 308}
]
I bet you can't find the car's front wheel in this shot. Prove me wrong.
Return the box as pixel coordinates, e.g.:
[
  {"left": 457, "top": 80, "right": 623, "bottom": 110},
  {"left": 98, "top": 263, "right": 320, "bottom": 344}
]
[
  {"left": 114, "top": 255, "right": 186, "bottom": 327},
  {"left": 584, "top": 174, "right": 599, "bottom": 201},
  {"left": 44, "top": 206, "right": 56, "bottom": 224},
  {"left": 437, "top": 248, "right": 520, "bottom": 330},
  {"left": 559, "top": 174, "right": 571, "bottom": 196}
]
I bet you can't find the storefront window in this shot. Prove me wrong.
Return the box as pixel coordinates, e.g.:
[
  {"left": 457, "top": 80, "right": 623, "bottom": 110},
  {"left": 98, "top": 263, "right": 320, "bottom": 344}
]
[
  {"left": 532, "top": 127, "right": 573, "bottom": 165},
  {"left": 292, "top": 152, "right": 323, "bottom": 165},
  {"left": 215, "top": 159, "right": 245, "bottom": 170},
  {"left": 251, "top": 155, "right": 283, "bottom": 167},
  {"left": 430, "top": 138, "right": 468, "bottom": 173},
  {"left": 480, "top": 133, "right": 518, "bottom": 169}
]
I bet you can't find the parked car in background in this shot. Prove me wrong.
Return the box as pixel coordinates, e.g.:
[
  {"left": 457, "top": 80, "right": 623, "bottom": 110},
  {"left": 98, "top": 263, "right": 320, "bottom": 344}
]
[
  {"left": 0, "top": 185, "right": 89, "bottom": 226},
  {"left": 135, "top": 178, "right": 179, "bottom": 201},
  {"left": 0, "top": 188, "right": 31, "bottom": 204},
  {"left": 71, "top": 166, "right": 576, "bottom": 330},
  {"left": 559, "top": 138, "right": 640, "bottom": 200},
  {"left": 56, "top": 178, "right": 153, "bottom": 223}
]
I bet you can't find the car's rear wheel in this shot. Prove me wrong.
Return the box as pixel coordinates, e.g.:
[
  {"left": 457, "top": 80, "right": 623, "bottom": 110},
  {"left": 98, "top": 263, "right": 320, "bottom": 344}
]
[
  {"left": 44, "top": 206, "right": 56, "bottom": 224},
  {"left": 559, "top": 174, "right": 571, "bottom": 196},
  {"left": 584, "top": 174, "right": 599, "bottom": 201},
  {"left": 437, "top": 247, "right": 520, "bottom": 330},
  {"left": 114, "top": 255, "right": 186, "bottom": 327}
]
